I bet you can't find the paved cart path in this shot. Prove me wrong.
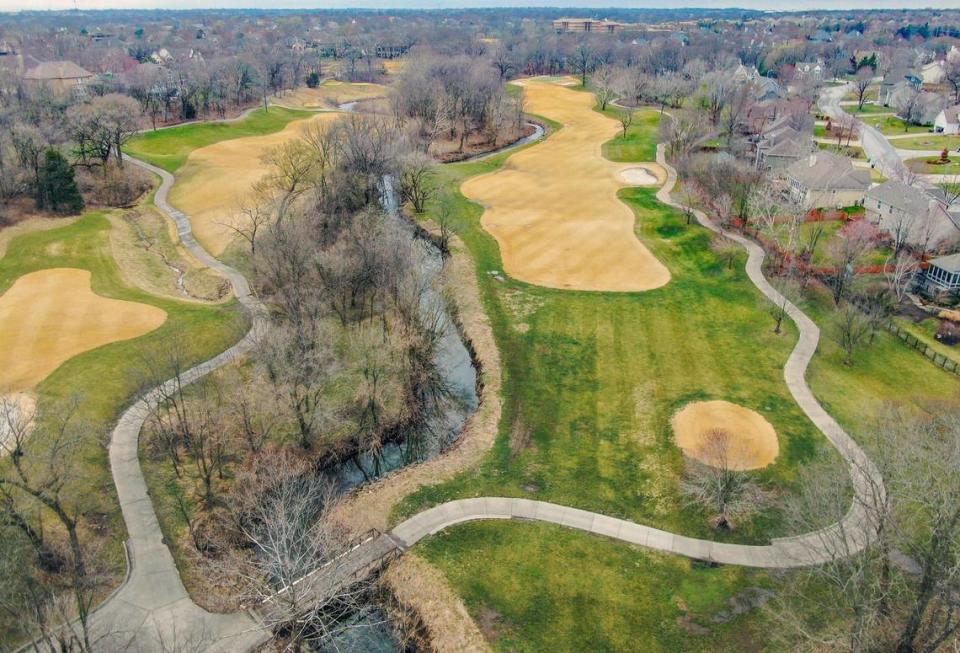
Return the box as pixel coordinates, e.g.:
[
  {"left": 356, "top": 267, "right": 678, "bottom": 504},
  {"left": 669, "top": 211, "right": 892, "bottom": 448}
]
[{"left": 86, "top": 105, "right": 882, "bottom": 651}]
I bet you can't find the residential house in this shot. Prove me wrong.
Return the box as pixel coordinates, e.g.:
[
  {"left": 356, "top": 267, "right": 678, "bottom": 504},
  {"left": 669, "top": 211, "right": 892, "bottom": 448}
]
[
  {"left": 924, "top": 253, "right": 960, "bottom": 293},
  {"left": 881, "top": 67, "right": 922, "bottom": 105},
  {"left": 732, "top": 62, "right": 761, "bottom": 83},
  {"left": 23, "top": 60, "right": 93, "bottom": 96},
  {"left": 795, "top": 60, "right": 825, "bottom": 83},
  {"left": 753, "top": 77, "right": 783, "bottom": 102},
  {"left": 756, "top": 132, "right": 810, "bottom": 171},
  {"left": 864, "top": 181, "right": 960, "bottom": 250},
  {"left": 934, "top": 106, "right": 960, "bottom": 134},
  {"left": 783, "top": 151, "right": 871, "bottom": 209},
  {"left": 921, "top": 60, "right": 946, "bottom": 85}
]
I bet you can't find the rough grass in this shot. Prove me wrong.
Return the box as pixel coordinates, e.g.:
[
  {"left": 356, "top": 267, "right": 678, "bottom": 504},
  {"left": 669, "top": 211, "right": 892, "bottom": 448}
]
[
  {"left": 124, "top": 107, "right": 314, "bottom": 173},
  {"left": 904, "top": 156, "right": 960, "bottom": 174},
  {"left": 0, "top": 211, "right": 247, "bottom": 598},
  {"left": 395, "top": 96, "right": 960, "bottom": 651},
  {"left": 862, "top": 115, "right": 931, "bottom": 136}
]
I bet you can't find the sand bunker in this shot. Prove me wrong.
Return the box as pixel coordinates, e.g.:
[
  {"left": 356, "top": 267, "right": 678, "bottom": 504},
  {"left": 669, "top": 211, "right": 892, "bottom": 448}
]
[
  {"left": 271, "top": 81, "right": 388, "bottom": 110},
  {"left": 461, "top": 78, "right": 670, "bottom": 292},
  {"left": 169, "top": 112, "right": 340, "bottom": 256},
  {"left": 671, "top": 400, "right": 779, "bottom": 471},
  {"left": 0, "top": 268, "right": 167, "bottom": 392},
  {"left": 618, "top": 165, "right": 664, "bottom": 186}
]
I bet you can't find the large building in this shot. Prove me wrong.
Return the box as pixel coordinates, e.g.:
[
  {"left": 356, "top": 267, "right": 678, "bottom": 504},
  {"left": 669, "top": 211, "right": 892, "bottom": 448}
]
[
  {"left": 23, "top": 60, "right": 93, "bottom": 96},
  {"left": 553, "top": 18, "right": 624, "bottom": 33}
]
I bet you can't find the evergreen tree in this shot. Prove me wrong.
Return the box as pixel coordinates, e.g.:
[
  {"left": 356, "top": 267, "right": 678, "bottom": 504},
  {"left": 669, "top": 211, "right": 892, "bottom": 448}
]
[{"left": 37, "top": 149, "right": 84, "bottom": 215}]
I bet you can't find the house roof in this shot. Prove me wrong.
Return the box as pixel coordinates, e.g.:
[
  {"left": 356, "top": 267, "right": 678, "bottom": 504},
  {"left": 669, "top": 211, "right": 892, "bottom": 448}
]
[
  {"left": 865, "top": 180, "right": 933, "bottom": 215},
  {"left": 785, "top": 151, "right": 870, "bottom": 191},
  {"left": 943, "top": 105, "right": 960, "bottom": 125},
  {"left": 23, "top": 60, "right": 93, "bottom": 81},
  {"left": 766, "top": 135, "right": 810, "bottom": 158},
  {"left": 929, "top": 253, "right": 960, "bottom": 274}
]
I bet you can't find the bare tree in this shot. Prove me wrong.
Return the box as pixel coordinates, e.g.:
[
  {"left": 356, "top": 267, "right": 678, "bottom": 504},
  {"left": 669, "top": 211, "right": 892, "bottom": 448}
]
[
  {"left": 679, "top": 428, "right": 768, "bottom": 531},
  {"left": 398, "top": 151, "right": 435, "bottom": 214},
  {"left": 616, "top": 108, "right": 634, "bottom": 138},
  {"left": 258, "top": 139, "right": 319, "bottom": 223},
  {"left": 571, "top": 43, "right": 594, "bottom": 87},
  {"left": 591, "top": 65, "right": 617, "bottom": 111},
  {"left": 832, "top": 304, "right": 872, "bottom": 366},
  {"left": 853, "top": 66, "right": 874, "bottom": 111},
  {"left": 885, "top": 252, "right": 920, "bottom": 303},
  {"left": 224, "top": 451, "right": 379, "bottom": 650}
]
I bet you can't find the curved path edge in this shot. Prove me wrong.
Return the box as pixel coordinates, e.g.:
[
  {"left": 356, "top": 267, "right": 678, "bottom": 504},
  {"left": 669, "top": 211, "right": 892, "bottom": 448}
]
[
  {"left": 88, "top": 156, "right": 271, "bottom": 652},
  {"left": 89, "top": 125, "right": 884, "bottom": 651},
  {"left": 383, "top": 147, "right": 884, "bottom": 569}
]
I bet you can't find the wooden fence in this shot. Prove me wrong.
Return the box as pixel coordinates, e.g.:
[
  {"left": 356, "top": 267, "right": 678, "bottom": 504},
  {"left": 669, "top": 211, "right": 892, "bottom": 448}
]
[{"left": 884, "top": 320, "right": 960, "bottom": 377}]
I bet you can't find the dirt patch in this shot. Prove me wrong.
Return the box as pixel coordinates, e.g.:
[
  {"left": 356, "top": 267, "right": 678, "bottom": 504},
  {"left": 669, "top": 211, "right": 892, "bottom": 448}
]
[
  {"left": 461, "top": 78, "right": 670, "bottom": 292},
  {"left": 270, "top": 80, "right": 388, "bottom": 110},
  {"left": 381, "top": 554, "right": 492, "bottom": 653},
  {"left": 169, "top": 112, "right": 340, "bottom": 256},
  {"left": 108, "top": 209, "right": 228, "bottom": 302},
  {"left": 671, "top": 400, "right": 779, "bottom": 471},
  {"left": 0, "top": 268, "right": 167, "bottom": 392}
]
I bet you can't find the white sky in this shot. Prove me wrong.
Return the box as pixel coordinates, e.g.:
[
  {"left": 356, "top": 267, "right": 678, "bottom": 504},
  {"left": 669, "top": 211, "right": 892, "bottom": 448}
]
[{"left": 2, "top": 0, "right": 960, "bottom": 11}]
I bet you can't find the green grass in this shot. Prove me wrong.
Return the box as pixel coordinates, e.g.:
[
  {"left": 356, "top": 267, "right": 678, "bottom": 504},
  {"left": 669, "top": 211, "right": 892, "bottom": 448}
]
[
  {"left": 0, "top": 211, "right": 246, "bottom": 584},
  {"left": 125, "top": 107, "right": 314, "bottom": 172},
  {"left": 892, "top": 316, "right": 960, "bottom": 366},
  {"left": 393, "top": 95, "right": 960, "bottom": 651},
  {"left": 798, "top": 220, "right": 891, "bottom": 268},
  {"left": 845, "top": 102, "right": 891, "bottom": 115},
  {"left": 904, "top": 157, "right": 960, "bottom": 174},
  {"left": 601, "top": 107, "right": 661, "bottom": 162},
  {"left": 893, "top": 134, "right": 960, "bottom": 151},
  {"left": 817, "top": 142, "right": 867, "bottom": 160},
  {"left": 865, "top": 115, "right": 931, "bottom": 136},
  {"left": 420, "top": 520, "right": 774, "bottom": 652}
]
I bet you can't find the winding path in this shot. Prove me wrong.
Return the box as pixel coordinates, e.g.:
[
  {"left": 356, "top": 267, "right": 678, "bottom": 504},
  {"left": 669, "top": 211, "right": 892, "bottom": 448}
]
[{"left": 90, "top": 100, "right": 884, "bottom": 651}]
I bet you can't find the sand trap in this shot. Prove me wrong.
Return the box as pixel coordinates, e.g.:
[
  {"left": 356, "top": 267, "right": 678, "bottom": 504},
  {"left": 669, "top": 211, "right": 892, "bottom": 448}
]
[
  {"left": 461, "top": 77, "right": 670, "bottom": 292},
  {"left": 618, "top": 165, "right": 664, "bottom": 186},
  {"left": 271, "top": 81, "right": 388, "bottom": 110},
  {"left": 169, "top": 112, "right": 340, "bottom": 255},
  {"left": 0, "top": 268, "right": 167, "bottom": 392},
  {"left": 671, "top": 400, "right": 779, "bottom": 471}
]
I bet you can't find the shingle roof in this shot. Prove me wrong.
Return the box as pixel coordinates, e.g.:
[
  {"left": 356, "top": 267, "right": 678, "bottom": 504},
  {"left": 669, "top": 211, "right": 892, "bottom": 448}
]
[
  {"left": 785, "top": 151, "right": 870, "bottom": 191},
  {"left": 23, "top": 60, "right": 93, "bottom": 81},
  {"left": 865, "top": 180, "right": 932, "bottom": 215},
  {"left": 943, "top": 105, "right": 960, "bottom": 125},
  {"left": 930, "top": 253, "right": 960, "bottom": 274},
  {"left": 766, "top": 135, "right": 809, "bottom": 158}
]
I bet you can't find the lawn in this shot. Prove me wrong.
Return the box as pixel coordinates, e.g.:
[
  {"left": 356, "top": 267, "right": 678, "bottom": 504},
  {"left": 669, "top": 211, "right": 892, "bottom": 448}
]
[
  {"left": 600, "top": 106, "right": 661, "bottom": 162},
  {"left": 893, "top": 134, "right": 960, "bottom": 151},
  {"left": 845, "top": 102, "right": 890, "bottom": 115},
  {"left": 817, "top": 142, "right": 867, "bottom": 160},
  {"left": 904, "top": 157, "right": 960, "bottom": 174},
  {"left": 0, "top": 211, "right": 247, "bottom": 607},
  {"left": 864, "top": 115, "right": 932, "bottom": 136},
  {"left": 798, "top": 220, "right": 892, "bottom": 268},
  {"left": 125, "top": 106, "right": 314, "bottom": 172},
  {"left": 393, "top": 96, "right": 960, "bottom": 651}
]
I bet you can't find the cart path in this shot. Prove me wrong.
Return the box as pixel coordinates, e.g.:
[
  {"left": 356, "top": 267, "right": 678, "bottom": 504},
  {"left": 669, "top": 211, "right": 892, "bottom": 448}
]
[{"left": 89, "top": 124, "right": 881, "bottom": 651}]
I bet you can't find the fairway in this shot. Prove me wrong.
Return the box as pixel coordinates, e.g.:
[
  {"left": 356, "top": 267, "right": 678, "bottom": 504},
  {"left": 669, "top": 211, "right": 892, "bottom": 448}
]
[
  {"left": 169, "top": 111, "right": 340, "bottom": 255},
  {"left": 0, "top": 268, "right": 167, "bottom": 392},
  {"left": 461, "top": 77, "right": 671, "bottom": 292},
  {"left": 271, "top": 80, "right": 388, "bottom": 109}
]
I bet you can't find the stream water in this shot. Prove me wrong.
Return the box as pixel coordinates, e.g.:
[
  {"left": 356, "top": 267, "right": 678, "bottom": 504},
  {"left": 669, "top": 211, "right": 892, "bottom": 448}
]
[{"left": 318, "top": 176, "right": 478, "bottom": 651}]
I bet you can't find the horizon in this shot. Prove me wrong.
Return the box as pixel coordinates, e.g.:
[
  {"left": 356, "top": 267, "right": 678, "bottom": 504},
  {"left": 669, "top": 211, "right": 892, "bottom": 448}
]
[{"left": 2, "top": 0, "right": 960, "bottom": 13}]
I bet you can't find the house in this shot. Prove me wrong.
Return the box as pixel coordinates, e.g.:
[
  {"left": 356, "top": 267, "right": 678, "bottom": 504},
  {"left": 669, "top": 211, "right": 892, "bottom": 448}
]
[
  {"left": 921, "top": 60, "right": 946, "bottom": 85},
  {"left": 553, "top": 18, "right": 624, "bottom": 33},
  {"left": 783, "top": 151, "right": 870, "bottom": 209},
  {"left": 864, "top": 181, "right": 960, "bottom": 250},
  {"left": 753, "top": 77, "right": 783, "bottom": 102},
  {"left": 934, "top": 106, "right": 960, "bottom": 134},
  {"left": 756, "top": 133, "right": 810, "bottom": 171},
  {"left": 795, "top": 60, "right": 825, "bottom": 82},
  {"left": 881, "top": 68, "right": 922, "bottom": 105},
  {"left": 924, "top": 253, "right": 960, "bottom": 293},
  {"left": 22, "top": 60, "right": 93, "bottom": 96},
  {"left": 732, "top": 62, "right": 761, "bottom": 83}
]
